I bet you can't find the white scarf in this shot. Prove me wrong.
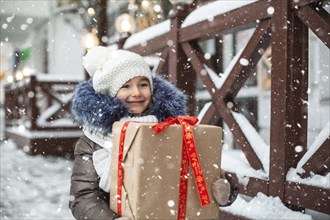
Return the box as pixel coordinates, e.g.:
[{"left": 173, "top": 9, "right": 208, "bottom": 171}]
[{"left": 85, "top": 115, "right": 158, "bottom": 192}]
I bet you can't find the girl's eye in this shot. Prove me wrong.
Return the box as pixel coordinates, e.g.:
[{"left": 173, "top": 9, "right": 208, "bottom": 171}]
[
  {"left": 121, "top": 84, "right": 130, "bottom": 89},
  {"left": 140, "top": 82, "right": 149, "bottom": 87}
]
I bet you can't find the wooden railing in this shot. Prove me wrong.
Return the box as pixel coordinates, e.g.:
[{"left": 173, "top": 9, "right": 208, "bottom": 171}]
[
  {"left": 120, "top": 0, "right": 329, "bottom": 216},
  {"left": 4, "top": 75, "right": 82, "bottom": 157}
]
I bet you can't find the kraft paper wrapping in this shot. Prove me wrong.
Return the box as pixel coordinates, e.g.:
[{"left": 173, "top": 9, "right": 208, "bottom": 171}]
[{"left": 110, "top": 122, "right": 222, "bottom": 220}]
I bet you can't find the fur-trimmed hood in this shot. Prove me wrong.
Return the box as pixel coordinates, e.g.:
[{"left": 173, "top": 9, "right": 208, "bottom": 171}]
[{"left": 71, "top": 75, "right": 187, "bottom": 135}]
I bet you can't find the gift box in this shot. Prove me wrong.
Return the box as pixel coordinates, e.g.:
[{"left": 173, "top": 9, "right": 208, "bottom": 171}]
[{"left": 110, "top": 117, "right": 222, "bottom": 220}]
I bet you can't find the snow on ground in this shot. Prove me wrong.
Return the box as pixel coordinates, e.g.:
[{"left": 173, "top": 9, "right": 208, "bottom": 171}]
[
  {"left": 0, "top": 139, "right": 74, "bottom": 219},
  {"left": 221, "top": 193, "right": 312, "bottom": 220}
]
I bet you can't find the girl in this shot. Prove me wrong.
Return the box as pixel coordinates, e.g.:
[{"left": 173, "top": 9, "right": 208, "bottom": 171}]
[{"left": 69, "top": 47, "right": 237, "bottom": 219}]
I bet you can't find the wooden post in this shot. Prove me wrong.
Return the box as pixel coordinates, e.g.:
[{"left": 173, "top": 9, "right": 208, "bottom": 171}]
[
  {"left": 269, "top": 0, "right": 289, "bottom": 200},
  {"left": 214, "top": 36, "right": 224, "bottom": 75},
  {"left": 4, "top": 84, "right": 15, "bottom": 125},
  {"left": 95, "top": 0, "right": 108, "bottom": 46},
  {"left": 269, "top": 0, "right": 308, "bottom": 200},
  {"left": 84, "top": 0, "right": 108, "bottom": 80},
  {"left": 285, "top": 7, "right": 309, "bottom": 168},
  {"left": 29, "top": 75, "right": 38, "bottom": 131},
  {"left": 168, "top": 4, "right": 196, "bottom": 115},
  {"left": 117, "top": 33, "right": 131, "bottom": 49}
]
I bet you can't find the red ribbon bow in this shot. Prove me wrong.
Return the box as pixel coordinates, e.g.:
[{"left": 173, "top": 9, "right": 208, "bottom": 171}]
[
  {"left": 152, "top": 116, "right": 199, "bottom": 133},
  {"left": 152, "top": 116, "right": 211, "bottom": 220}
]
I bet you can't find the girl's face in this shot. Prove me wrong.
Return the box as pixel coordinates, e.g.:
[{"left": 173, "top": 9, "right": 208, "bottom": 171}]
[{"left": 116, "top": 76, "right": 152, "bottom": 114}]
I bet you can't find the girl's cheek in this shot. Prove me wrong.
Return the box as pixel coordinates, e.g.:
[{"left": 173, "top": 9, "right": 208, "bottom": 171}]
[{"left": 116, "top": 94, "right": 124, "bottom": 100}]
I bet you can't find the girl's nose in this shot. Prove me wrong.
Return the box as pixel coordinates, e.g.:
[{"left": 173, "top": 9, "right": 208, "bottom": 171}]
[{"left": 131, "top": 86, "right": 141, "bottom": 97}]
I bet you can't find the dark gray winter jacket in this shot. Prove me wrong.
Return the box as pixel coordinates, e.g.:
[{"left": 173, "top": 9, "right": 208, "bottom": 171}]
[{"left": 69, "top": 75, "right": 187, "bottom": 219}]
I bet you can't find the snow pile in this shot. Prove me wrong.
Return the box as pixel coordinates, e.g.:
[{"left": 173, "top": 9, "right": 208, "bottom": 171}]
[
  {"left": 286, "top": 168, "right": 330, "bottom": 189},
  {"left": 221, "top": 193, "right": 312, "bottom": 219},
  {"left": 36, "top": 73, "right": 84, "bottom": 82},
  {"left": 232, "top": 111, "right": 270, "bottom": 173},
  {"left": 286, "top": 122, "right": 330, "bottom": 189},
  {"left": 0, "top": 140, "right": 73, "bottom": 219},
  {"left": 221, "top": 149, "right": 268, "bottom": 187},
  {"left": 182, "top": 0, "right": 259, "bottom": 28},
  {"left": 124, "top": 20, "right": 171, "bottom": 49},
  {"left": 296, "top": 122, "right": 330, "bottom": 173}
]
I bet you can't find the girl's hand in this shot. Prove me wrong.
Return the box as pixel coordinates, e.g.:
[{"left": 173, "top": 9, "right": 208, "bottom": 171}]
[
  {"left": 212, "top": 178, "right": 231, "bottom": 206},
  {"left": 212, "top": 172, "right": 239, "bottom": 207}
]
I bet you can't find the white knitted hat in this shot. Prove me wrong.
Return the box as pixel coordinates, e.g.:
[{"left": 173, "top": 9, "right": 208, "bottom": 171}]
[{"left": 83, "top": 47, "right": 153, "bottom": 96}]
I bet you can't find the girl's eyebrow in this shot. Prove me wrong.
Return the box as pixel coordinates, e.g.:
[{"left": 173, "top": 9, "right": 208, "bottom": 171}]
[{"left": 139, "top": 79, "right": 149, "bottom": 83}]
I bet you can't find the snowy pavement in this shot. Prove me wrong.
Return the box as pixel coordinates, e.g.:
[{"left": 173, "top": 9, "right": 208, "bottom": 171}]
[{"left": 0, "top": 139, "right": 74, "bottom": 219}]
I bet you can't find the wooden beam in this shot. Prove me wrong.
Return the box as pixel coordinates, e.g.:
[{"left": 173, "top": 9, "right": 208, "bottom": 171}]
[
  {"left": 218, "top": 20, "right": 271, "bottom": 100},
  {"left": 295, "top": 4, "right": 330, "bottom": 48},
  {"left": 300, "top": 138, "right": 330, "bottom": 178},
  {"left": 218, "top": 211, "right": 250, "bottom": 220},
  {"left": 218, "top": 102, "right": 264, "bottom": 171},
  {"left": 181, "top": 42, "right": 217, "bottom": 97},
  {"left": 127, "top": 33, "right": 170, "bottom": 56},
  {"left": 154, "top": 48, "right": 169, "bottom": 77},
  {"left": 199, "top": 103, "right": 219, "bottom": 125},
  {"left": 285, "top": 181, "right": 330, "bottom": 215},
  {"left": 284, "top": 9, "right": 309, "bottom": 168},
  {"left": 226, "top": 172, "right": 269, "bottom": 197},
  {"left": 290, "top": 0, "right": 324, "bottom": 8},
  {"left": 179, "top": 0, "right": 270, "bottom": 43}
]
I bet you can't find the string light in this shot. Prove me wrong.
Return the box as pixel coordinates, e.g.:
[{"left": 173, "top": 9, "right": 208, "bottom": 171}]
[
  {"left": 22, "top": 66, "right": 32, "bottom": 77},
  {"left": 81, "top": 28, "right": 99, "bottom": 50},
  {"left": 15, "top": 70, "right": 24, "bottom": 81},
  {"left": 116, "top": 0, "right": 166, "bottom": 34},
  {"left": 115, "top": 13, "right": 136, "bottom": 33},
  {"left": 87, "top": 7, "right": 95, "bottom": 16}
]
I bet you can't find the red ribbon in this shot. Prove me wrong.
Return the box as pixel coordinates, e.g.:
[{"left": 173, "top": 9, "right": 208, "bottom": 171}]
[
  {"left": 152, "top": 116, "right": 211, "bottom": 219},
  {"left": 117, "top": 121, "right": 130, "bottom": 216}
]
